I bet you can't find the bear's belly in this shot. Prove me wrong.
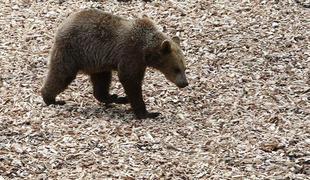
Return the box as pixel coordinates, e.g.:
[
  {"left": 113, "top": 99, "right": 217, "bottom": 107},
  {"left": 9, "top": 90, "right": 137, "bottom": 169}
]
[{"left": 80, "top": 63, "right": 118, "bottom": 74}]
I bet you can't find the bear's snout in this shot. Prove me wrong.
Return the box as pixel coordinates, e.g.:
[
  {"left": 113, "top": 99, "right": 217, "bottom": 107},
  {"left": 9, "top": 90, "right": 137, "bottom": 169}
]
[{"left": 175, "top": 73, "right": 188, "bottom": 88}]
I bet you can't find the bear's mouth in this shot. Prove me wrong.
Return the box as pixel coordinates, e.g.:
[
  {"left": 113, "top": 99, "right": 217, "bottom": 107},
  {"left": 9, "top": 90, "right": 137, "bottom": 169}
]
[{"left": 163, "top": 72, "right": 188, "bottom": 88}]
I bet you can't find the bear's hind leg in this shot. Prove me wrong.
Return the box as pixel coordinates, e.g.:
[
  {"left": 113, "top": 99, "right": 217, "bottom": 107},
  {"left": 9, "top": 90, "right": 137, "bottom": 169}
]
[
  {"left": 41, "top": 68, "right": 77, "bottom": 105},
  {"left": 90, "top": 71, "right": 128, "bottom": 104}
]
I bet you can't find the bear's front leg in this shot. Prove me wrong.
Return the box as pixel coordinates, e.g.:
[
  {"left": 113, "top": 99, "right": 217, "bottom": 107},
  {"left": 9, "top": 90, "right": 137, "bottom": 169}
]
[{"left": 118, "top": 70, "right": 160, "bottom": 119}]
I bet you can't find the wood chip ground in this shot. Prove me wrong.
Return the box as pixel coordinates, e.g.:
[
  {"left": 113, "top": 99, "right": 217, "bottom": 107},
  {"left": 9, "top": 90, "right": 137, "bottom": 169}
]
[{"left": 0, "top": 0, "right": 309, "bottom": 179}]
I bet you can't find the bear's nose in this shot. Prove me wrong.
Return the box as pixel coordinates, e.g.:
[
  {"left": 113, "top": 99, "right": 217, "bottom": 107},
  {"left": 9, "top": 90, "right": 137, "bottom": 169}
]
[
  {"left": 177, "top": 81, "right": 188, "bottom": 88},
  {"left": 175, "top": 73, "right": 188, "bottom": 88}
]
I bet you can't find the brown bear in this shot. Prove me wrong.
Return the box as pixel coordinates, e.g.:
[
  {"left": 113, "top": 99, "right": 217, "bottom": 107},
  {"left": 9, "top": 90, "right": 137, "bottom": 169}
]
[{"left": 41, "top": 9, "right": 188, "bottom": 119}]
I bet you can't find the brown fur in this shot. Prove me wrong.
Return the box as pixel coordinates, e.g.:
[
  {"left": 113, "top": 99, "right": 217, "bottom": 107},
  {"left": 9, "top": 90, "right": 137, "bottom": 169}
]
[{"left": 41, "top": 9, "right": 188, "bottom": 119}]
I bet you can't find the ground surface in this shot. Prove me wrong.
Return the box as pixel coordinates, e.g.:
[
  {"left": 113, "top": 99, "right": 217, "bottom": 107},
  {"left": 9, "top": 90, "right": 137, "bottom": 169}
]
[{"left": 0, "top": 0, "right": 310, "bottom": 179}]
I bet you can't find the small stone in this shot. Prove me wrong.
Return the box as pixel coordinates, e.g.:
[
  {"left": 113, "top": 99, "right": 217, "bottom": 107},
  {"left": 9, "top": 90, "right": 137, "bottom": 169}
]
[{"left": 272, "top": 22, "right": 279, "bottom": 28}]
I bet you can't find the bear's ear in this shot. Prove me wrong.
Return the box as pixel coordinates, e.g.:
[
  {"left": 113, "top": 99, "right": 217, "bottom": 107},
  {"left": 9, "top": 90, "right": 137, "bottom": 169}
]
[
  {"left": 161, "top": 40, "right": 171, "bottom": 54},
  {"left": 172, "top": 36, "right": 181, "bottom": 45}
]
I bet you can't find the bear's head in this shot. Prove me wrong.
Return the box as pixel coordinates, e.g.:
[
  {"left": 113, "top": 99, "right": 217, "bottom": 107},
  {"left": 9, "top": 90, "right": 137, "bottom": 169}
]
[{"left": 146, "top": 36, "right": 188, "bottom": 88}]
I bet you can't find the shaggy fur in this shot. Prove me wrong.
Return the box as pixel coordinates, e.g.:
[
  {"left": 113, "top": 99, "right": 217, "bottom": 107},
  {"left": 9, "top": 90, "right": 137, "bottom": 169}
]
[{"left": 41, "top": 9, "right": 188, "bottom": 119}]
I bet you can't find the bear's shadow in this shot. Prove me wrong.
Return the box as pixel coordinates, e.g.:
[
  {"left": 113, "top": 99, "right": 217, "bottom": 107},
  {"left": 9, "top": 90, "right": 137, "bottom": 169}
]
[{"left": 61, "top": 102, "right": 165, "bottom": 123}]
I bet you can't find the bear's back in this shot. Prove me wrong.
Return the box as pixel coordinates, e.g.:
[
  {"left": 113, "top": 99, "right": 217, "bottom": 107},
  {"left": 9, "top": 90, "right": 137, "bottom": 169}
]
[{"left": 55, "top": 9, "right": 131, "bottom": 44}]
